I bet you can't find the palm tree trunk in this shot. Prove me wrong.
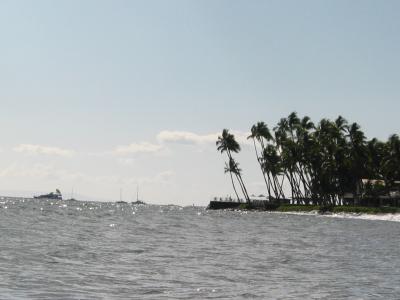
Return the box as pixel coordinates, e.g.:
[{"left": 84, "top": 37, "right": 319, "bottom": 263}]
[
  {"left": 252, "top": 139, "right": 271, "bottom": 199},
  {"left": 286, "top": 171, "right": 296, "bottom": 203},
  {"left": 226, "top": 150, "right": 250, "bottom": 203},
  {"left": 229, "top": 171, "right": 240, "bottom": 202},
  {"left": 235, "top": 173, "right": 250, "bottom": 203},
  {"left": 241, "top": 176, "right": 251, "bottom": 203},
  {"left": 268, "top": 172, "right": 279, "bottom": 200},
  {"left": 278, "top": 175, "right": 286, "bottom": 199}
]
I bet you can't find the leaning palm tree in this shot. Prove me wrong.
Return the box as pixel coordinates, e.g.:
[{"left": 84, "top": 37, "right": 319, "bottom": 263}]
[
  {"left": 216, "top": 129, "right": 241, "bottom": 156},
  {"left": 248, "top": 122, "right": 274, "bottom": 200},
  {"left": 262, "top": 144, "right": 285, "bottom": 199},
  {"left": 227, "top": 158, "right": 248, "bottom": 203},
  {"left": 224, "top": 158, "right": 240, "bottom": 202},
  {"left": 217, "top": 129, "right": 250, "bottom": 202}
]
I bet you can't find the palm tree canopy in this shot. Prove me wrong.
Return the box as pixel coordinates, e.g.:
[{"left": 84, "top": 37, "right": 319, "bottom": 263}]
[
  {"left": 216, "top": 129, "right": 241, "bottom": 154},
  {"left": 248, "top": 122, "right": 273, "bottom": 142},
  {"left": 224, "top": 158, "right": 242, "bottom": 175},
  {"left": 301, "top": 116, "right": 315, "bottom": 131},
  {"left": 288, "top": 112, "right": 300, "bottom": 129},
  {"left": 335, "top": 115, "right": 348, "bottom": 132}
]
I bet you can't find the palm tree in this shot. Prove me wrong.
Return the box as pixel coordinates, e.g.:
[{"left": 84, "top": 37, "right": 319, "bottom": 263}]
[
  {"left": 248, "top": 122, "right": 274, "bottom": 200},
  {"left": 217, "top": 114, "right": 399, "bottom": 208},
  {"left": 273, "top": 112, "right": 305, "bottom": 203},
  {"left": 295, "top": 116, "right": 315, "bottom": 201},
  {"left": 383, "top": 134, "right": 400, "bottom": 187},
  {"left": 346, "top": 123, "right": 368, "bottom": 198},
  {"left": 224, "top": 158, "right": 240, "bottom": 202},
  {"left": 217, "top": 129, "right": 250, "bottom": 203},
  {"left": 262, "top": 144, "right": 285, "bottom": 199}
]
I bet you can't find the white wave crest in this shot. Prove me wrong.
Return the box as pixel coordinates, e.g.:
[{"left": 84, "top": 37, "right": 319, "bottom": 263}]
[{"left": 325, "top": 213, "right": 400, "bottom": 223}]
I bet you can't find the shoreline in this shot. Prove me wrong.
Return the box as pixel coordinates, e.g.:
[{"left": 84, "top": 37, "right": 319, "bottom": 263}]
[
  {"left": 208, "top": 202, "right": 400, "bottom": 215},
  {"left": 268, "top": 210, "right": 400, "bottom": 223},
  {"left": 208, "top": 205, "right": 400, "bottom": 222},
  {"left": 275, "top": 204, "right": 400, "bottom": 214}
]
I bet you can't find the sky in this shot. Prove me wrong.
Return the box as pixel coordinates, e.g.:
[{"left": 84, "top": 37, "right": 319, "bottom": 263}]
[{"left": 0, "top": 0, "right": 399, "bottom": 205}]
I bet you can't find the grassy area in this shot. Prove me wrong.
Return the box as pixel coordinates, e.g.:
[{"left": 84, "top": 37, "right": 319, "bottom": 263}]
[
  {"left": 243, "top": 204, "right": 400, "bottom": 214},
  {"left": 276, "top": 204, "right": 320, "bottom": 212}
]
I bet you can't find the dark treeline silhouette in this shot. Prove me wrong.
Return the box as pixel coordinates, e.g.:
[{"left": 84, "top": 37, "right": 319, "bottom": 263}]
[{"left": 217, "top": 112, "right": 400, "bottom": 206}]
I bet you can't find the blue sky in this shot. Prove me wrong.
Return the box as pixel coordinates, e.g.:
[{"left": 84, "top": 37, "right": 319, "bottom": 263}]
[{"left": 0, "top": 0, "right": 399, "bottom": 204}]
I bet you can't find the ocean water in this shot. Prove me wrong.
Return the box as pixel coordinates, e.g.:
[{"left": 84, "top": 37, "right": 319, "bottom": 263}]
[{"left": 0, "top": 198, "right": 399, "bottom": 299}]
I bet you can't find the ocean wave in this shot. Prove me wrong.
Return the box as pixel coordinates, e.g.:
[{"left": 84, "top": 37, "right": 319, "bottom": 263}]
[
  {"left": 272, "top": 210, "right": 400, "bottom": 223},
  {"left": 325, "top": 212, "right": 400, "bottom": 222}
]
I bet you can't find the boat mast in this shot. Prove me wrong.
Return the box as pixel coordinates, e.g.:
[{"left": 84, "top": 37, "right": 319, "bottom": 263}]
[{"left": 136, "top": 184, "right": 139, "bottom": 201}]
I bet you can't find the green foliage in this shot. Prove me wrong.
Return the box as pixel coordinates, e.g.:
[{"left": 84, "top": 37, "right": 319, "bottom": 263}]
[
  {"left": 217, "top": 129, "right": 250, "bottom": 203},
  {"left": 238, "top": 203, "right": 252, "bottom": 210},
  {"left": 364, "top": 181, "right": 386, "bottom": 197},
  {"left": 277, "top": 205, "right": 320, "bottom": 212},
  {"left": 217, "top": 113, "right": 400, "bottom": 206}
]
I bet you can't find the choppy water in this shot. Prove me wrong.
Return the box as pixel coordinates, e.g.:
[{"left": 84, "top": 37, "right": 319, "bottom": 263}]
[{"left": 0, "top": 198, "right": 399, "bottom": 299}]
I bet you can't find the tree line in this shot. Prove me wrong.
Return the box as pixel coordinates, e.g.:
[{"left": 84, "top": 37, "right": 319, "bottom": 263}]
[{"left": 216, "top": 112, "right": 400, "bottom": 205}]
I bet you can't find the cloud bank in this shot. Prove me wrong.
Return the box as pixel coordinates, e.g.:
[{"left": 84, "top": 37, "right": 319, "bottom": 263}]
[
  {"left": 113, "top": 142, "right": 165, "bottom": 155},
  {"left": 13, "top": 144, "right": 75, "bottom": 157},
  {"left": 157, "top": 130, "right": 251, "bottom": 146}
]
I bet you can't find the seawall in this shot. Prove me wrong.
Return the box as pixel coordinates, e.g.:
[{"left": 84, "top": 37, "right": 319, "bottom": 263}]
[{"left": 207, "top": 201, "right": 241, "bottom": 210}]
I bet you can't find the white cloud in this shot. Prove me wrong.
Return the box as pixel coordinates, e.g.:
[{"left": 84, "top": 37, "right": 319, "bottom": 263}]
[
  {"left": 231, "top": 130, "right": 253, "bottom": 146},
  {"left": 117, "top": 158, "right": 136, "bottom": 165},
  {"left": 123, "top": 170, "right": 176, "bottom": 186},
  {"left": 0, "top": 163, "right": 175, "bottom": 187},
  {"left": 113, "top": 142, "right": 165, "bottom": 155},
  {"left": 157, "top": 131, "right": 217, "bottom": 145},
  {"left": 157, "top": 130, "right": 252, "bottom": 146},
  {"left": 14, "top": 144, "right": 74, "bottom": 157},
  {"left": 96, "top": 129, "right": 251, "bottom": 159},
  {"left": 0, "top": 163, "right": 54, "bottom": 179}
]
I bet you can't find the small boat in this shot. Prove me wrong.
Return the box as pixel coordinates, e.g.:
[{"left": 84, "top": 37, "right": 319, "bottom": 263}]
[
  {"left": 131, "top": 200, "right": 145, "bottom": 205},
  {"left": 65, "top": 188, "right": 78, "bottom": 201},
  {"left": 34, "top": 189, "right": 62, "bottom": 200},
  {"left": 131, "top": 184, "right": 145, "bottom": 205},
  {"left": 65, "top": 198, "right": 78, "bottom": 202},
  {"left": 116, "top": 188, "right": 128, "bottom": 204}
]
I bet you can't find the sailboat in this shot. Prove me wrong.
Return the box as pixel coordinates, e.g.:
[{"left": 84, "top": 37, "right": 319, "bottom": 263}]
[
  {"left": 66, "top": 187, "right": 77, "bottom": 201},
  {"left": 132, "top": 184, "right": 145, "bottom": 205},
  {"left": 116, "top": 188, "right": 127, "bottom": 204}
]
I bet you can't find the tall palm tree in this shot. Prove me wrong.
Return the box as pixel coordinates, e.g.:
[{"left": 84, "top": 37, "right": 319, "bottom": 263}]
[
  {"left": 262, "top": 144, "right": 285, "bottom": 199},
  {"left": 248, "top": 122, "right": 274, "bottom": 200},
  {"left": 383, "top": 134, "right": 400, "bottom": 187},
  {"left": 346, "top": 122, "right": 368, "bottom": 197},
  {"left": 295, "top": 116, "right": 315, "bottom": 201},
  {"left": 217, "top": 129, "right": 250, "bottom": 202},
  {"left": 224, "top": 158, "right": 240, "bottom": 202}
]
